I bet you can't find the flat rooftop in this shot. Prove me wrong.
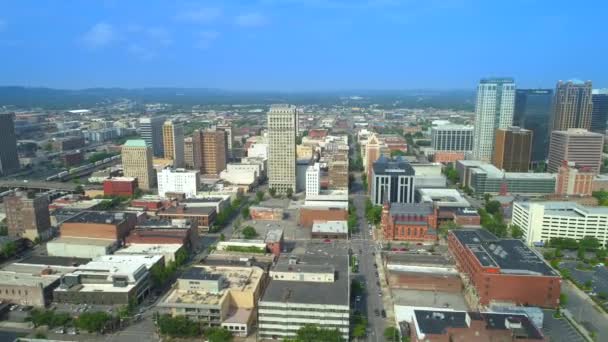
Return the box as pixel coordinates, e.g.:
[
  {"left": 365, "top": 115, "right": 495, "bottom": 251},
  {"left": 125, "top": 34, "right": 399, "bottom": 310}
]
[
  {"left": 451, "top": 229, "right": 558, "bottom": 277},
  {"left": 63, "top": 211, "right": 131, "bottom": 225},
  {"left": 312, "top": 220, "right": 348, "bottom": 234},
  {"left": 0, "top": 271, "right": 58, "bottom": 287},
  {"left": 116, "top": 243, "right": 183, "bottom": 255},
  {"left": 418, "top": 188, "right": 470, "bottom": 208},
  {"left": 17, "top": 255, "right": 91, "bottom": 267},
  {"left": 48, "top": 237, "right": 117, "bottom": 246},
  {"left": 373, "top": 156, "right": 415, "bottom": 176},
  {"left": 162, "top": 206, "right": 215, "bottom": 215},
  {"left": 516, "top": 201, "right": 608, "bottom": 217}
]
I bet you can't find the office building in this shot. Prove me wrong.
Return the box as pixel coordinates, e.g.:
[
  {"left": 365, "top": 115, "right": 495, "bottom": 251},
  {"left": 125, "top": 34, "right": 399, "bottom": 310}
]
[
  {"left": 547, "top": 129, "right": 603, "bottom": 174},
  {"left": 514, "top": 89, "right": 553, "bottom": 162},
  {"left": 448, "top": 229, "right": 560, "bottom": 308},
  {"left": 555, "top": 161, "right": 595, "bottom": 196},
  {"left": 216, "top": 124, "right": 233, "bottom": 160},
  {"left": 201, "top": 130, "right": 227, "bottom": 175},
  {"left": 370, "top": 156, "right": 415, "bottom": 205},
  {"left": 258, "top": 245, "right": 350, "bottom": 340},
  {"left": 267, "top": 104, "right": 297, "bottom": 194},
  {"left": 327, "top": 152, "right": 349, "bottom": 190},
  {"left": 381, "top": 202, "right": 437, "bottom": 242},
  {"left": 0, "top": 113, "right": 20, "bottom": 175},
  {"left": 122, "top": 139, "right": 155, "bottom": 190},
  {"left": 60, "top": 211, "right": 136, "bottom": 241},
  {"left": 162, "top": 120, "right": 185, "bottom": 168},
  {"left": 456, "top": 161, "right": 556, "bottom": 196},
  {"left": 139, "top": 116, "right": 165, "bottom": 157},
  {"left": 512, "top": 201, "right": 608, "bottom": 247},
  {"left": 552, "top": 80, "right": 593, "bottom": 131},
  {"left": 365, "top": 134, "right": 383, "bottom": 193},
  {"left": 471, "top": 78, "right": 516, "bottom": 162},
  {"left": 591, "top": 89, "right": 608, "bottom": 134},
  {"left": 305, "top": 163, "right": 321, "bottom": 197},
  {"left": 159, "top": 205, "right": 216, "bottom": 232},
  {"left": 3, "top": 192, "right": 52, "bottom": 242},
  {"left": 430, "top": 124, "right": 473, "bottom": 151},
  {"left": 184, "top": 137, "right": 194, "bottom": 169},
  {"left": 103, "top": 177, "right": 138, "bottom": 197},
  {"left": 157, "top": 168, "right": 200, "bottom": 199},
  {"left": 492, "top": 127, "right": 532, "bottom": 172}
]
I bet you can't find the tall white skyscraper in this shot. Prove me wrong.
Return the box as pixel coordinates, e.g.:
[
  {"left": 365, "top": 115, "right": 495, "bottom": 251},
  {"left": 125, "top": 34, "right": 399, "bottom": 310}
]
[
  {"left": 471, "top": 78, "right": 516, "bottom": 162},
  {"left": 157, "top": 168, "right": 200, "bottom": 198},
  {"left": 305, "top": 163, "right": 320, "bottom": 197},
  {"left": 267, "top": 104, "right": 297, "bottom": 194}
]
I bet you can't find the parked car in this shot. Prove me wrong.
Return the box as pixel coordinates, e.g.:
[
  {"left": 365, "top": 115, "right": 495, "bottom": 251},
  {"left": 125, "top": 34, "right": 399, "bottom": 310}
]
[{"left": 374, "top": 309, "right": 380, "bottom": 316}]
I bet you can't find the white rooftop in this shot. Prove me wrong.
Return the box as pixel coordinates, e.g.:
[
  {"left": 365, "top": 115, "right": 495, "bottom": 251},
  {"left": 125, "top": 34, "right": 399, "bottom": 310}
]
[
  {"left": 418, "top": 188, "right": 470, "bottom": 208},
  {"left": 312, "top": 220, "right": 348, "bottom": 234},
  {"left": 115, "top": 244, "right": 183, "bottom": 255}
]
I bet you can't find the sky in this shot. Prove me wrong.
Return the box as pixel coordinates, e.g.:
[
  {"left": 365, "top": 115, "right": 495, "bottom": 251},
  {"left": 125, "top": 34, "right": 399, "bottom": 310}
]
[{"left": 1, "top": 0, "right": 607, "bottom": 91}]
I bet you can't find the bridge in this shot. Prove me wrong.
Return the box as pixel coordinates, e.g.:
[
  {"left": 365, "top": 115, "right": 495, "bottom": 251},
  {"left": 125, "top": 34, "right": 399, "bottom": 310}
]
[{"left": 0, "top": 180, "right": 82, "bottom": 192}]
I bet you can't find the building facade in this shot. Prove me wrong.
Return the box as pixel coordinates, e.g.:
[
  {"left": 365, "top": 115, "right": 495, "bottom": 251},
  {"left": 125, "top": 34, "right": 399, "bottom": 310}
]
[
  {"left": 381, "top": 202, "right": 437, "bottom": 241},
  {"left": 305, "top": 163, "right": 320, "bottom": 197},
  {"left": 121, "top": 139, "right": 155, "bottom": 190},
  {"left": 471, "top": 78, "right": 516, "bottom": 162},
  {"left": 3, "top": 192, "right": 52, "bottom": 242},
  {"left": 201, "top": 130, "right": 227, "bottom": 175},
  {"left": 267, "top": 104, "right": 297, "bottom": 194},
  {"left": 431, "top": 124, "right": 473, "bottom": 151},
  {"left": 0, "top": 113, "right": 20, "bottom": 175},
  {"left": 513, "top": 89, "right": 553, "bottom": 163},
  {"left": 492, "top": 127, "right": 532, "bottom": 172},
  {"left": 157, "top": 168, "right": 200, "bottom": 199},
  {"left": 216, "top": 124, "right": 233, "bottom": 160},
  {"left": 552, "top": 80, "right": 593, "bottom": 131},
  {"left": 555, "top": 161, "right": 595, "bottom": 196},
  {"left": 591, "top": 89, "right": 608, "bottom": 134},
  {"left": 547, "top": 129, "right": 603, "bottom": 174},
  {"left": 184, "top": 137, "right": 194, "bottom": 169},
  {"left": 103, "top": 177, "right": 138, "bottom": 197},
  {"left": 162, "top": 120, "right": 185, "bottom": 168},
  {"left": 370, "top": 156, "right": 415, "bottom": 205},
  {"left": 512, "top": 201, "right": 608, "bottom": 247},
  {"left": 139, "top": 116, "right": 165, "bottom": 157}
]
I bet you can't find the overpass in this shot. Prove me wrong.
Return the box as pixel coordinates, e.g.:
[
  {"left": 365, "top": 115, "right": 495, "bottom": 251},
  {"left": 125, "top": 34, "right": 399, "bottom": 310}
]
[{"left": 0, "top": 180, "right": 82, "bottom": 192}]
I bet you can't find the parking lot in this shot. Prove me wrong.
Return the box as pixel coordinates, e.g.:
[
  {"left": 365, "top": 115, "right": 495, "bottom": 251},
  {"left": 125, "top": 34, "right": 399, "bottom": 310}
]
[
  {"left": 391, "top": 289, "right": 468, "bottom": 311},
  {"left": 542, "top": 309, "right": 586, "bottom": 342}
]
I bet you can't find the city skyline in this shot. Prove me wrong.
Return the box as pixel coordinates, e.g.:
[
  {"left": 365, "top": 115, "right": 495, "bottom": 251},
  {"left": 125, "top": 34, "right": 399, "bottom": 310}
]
[{"left": 1, "top": 1, "right": 608, "bottom": 90}]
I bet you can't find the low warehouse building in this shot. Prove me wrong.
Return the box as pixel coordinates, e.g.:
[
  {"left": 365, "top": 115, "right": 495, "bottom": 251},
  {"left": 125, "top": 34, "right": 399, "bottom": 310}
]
[
  {"left": 312, "top": 220, "right": 348, "bottom": 239},
  {"left": 46, "top": 237, "right": 118, "bottom": 259}
]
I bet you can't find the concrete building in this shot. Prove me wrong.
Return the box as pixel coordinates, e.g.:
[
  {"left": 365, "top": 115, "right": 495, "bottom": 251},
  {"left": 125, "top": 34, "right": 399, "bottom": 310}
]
[
  {"left": 512, "top": 201, "right": 608, "bottom": 247},
  {"left": 122, "top": 139, "right": 155, "bottom": 190},
  {"left": 0, "top": 271, "right": 59, "bottom": 307},
  {"left": 312, "top": 220, "right": 348, "bottom": 239},
  {"left": 159, "top": 265, "right": 264, "bottom": 336},
  {"left": 247, "top": 141, "right": 268, "bottom": 159},
  {"left": 103, "top": 177, "right": 138, "bottom": 197},
  {"left": 0, "top": 113, "right": 20, "bottom": 175},
  {"left": 492, "top": 127, "right": 532, "bottom": 172},
  {"left": 258, "top": 246, "right": 350, "bottom": 340},
  {"left": 305, "top": 163, "right": 320, "bottom": 197},
  {"left": 456, "top": 160, "right": 556, "bottom": 196},
  {"left": 162, "top": 120, "right": 185, "bottom": 168},
  {"left": 219, "top": 163, "right": 260, "bottom": 188},
  {"left": 184, "top": 137, "right": 194, "bottom": 168},
  {"left": 3, "top": 192, "right": 52, "bottom": 242},
  {"left": 430, "top": 124, "right": 473, "bottom": 152},
  {"left": 448, "top": 229, "right": 560, "bottom": 308},
  {"left": 555, "top": 161, "right": 595, "bottom": 196},
  {"left": 547, "top": 129, "right": 603, "bottom": 174},
  {"left": 514, "top": 89, "right": 554, "bottom": 163},
  {"left": 47, "top": 237, "right": 118, "bottom": 259},
  {"left": 591, "top": 88, "right": 608, "bottom": 134},
  {"left": 115, "top": 243, "right": 185, "bottom": 263},
  {"left": 139, "top": 116, "right": 165, "bottom": 157},
  {"left": 370, "top": 156, "right": 415, "bottom": 205},
  {"left": 381, "top": 202, "right": 437, "bottom": 242},
  {"left": 216, "top": 124, "right": 233, "bottom": 160},
  {"left": 471, "top": 78, "right": 516, "bottom": 162},
  {"left": 552, "top": 80, "right": 593, "bottom": 131},
  {"left": 267, "top": 104, "right": 297, "bottom": 194},
  {"left": 157, "top": 168, "right": 200, "bottom": 199}
]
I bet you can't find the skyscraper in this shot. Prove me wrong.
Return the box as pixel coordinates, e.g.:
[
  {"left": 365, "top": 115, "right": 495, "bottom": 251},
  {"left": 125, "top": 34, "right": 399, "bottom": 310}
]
[
  {"left": 138, "top": 116, "right": 165, "bottom": 157},
  {"left": 122, "top": 139, "right": 155, "bottom": 190},
  {"left": 492, "top": 127, "right": 532, "bottom": 172},
  {"left": 551, "top": 80, "right": 593, "bottom": 131},
  {"left": 471, "top": 78, "right": 516, "bottom": 162},
  {"left": 547, "top": 129, "right": 603, "bottom": 174},
  {"left": 591, "top": 89, "right": 608, "bottom": 134},
  {"left": 267, "top": 104, "right": 297, "bottom": 194},
  {"left": 0, "top": 113, "right": 20, "bottom": 176},
  {"left": 513, "top": 89, "right": 553, "bottom": 162},
  {"left": 184, "top": 137, "right": 194, "bottom": 169},
  {"left": 430, "top": 124, "right": 474, "bottom": 151},
  {"left": 3, "top": 191, "right": 52, "bottom": 242},
  {"left": 163, "top": 120, "right": 185, "bottom": 168},
  {"left": 216, "top": 124, "right": 233, "bottom": 161},
  {"left": 202, "top": 129, "right": 227, "bottom": 175}
]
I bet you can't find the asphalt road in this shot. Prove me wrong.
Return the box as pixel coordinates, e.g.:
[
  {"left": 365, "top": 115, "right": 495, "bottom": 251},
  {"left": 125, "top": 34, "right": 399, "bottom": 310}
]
[{"left": 562, "top": 280, "right": 608, "bottom": 340}]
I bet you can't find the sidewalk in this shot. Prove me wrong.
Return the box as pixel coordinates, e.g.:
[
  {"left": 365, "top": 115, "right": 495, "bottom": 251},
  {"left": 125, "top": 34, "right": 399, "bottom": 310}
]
[
  {"left": 375, "top": 252, "right": 395, "bottom": 325},
  {"left": 563, "top": 309, "right": 593, "bottom": 342}
]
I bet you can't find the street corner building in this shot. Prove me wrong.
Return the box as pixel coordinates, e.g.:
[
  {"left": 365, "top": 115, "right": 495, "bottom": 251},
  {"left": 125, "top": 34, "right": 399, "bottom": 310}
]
[{"left": 381, "top": 202, "right": 438, "bottom": 242}]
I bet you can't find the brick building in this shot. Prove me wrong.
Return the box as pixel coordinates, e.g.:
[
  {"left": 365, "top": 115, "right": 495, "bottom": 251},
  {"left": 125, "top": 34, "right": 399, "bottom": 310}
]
[
  {"left": 3, "top": 192, "right": 52, "bottom": 242},
  {"left": 126, "top": 220, "right": 198, "bottom": 249},
  {"left": 452, "top": 208, "right": 481, "bottom": 226},
  {"left": 555, "top": 161, "right": 595, "bottom": 196},
  {"left": 60, "top": 211, "right": 137, "bottom": 241},
  {"left": 381, "top": 202, "right": 437, "bottom": 242},
  {"left": 299, "top": 207, "right": 348, "bottom": 228},
  {"left": 432, "top": 151, "right": 465, "bottom": 164},
  {"left": 158, "top": 205, "right": 216, "bottom": 232},
  {"left": 249, "top": 206, "right": 284, "bottom": 221},
  {"left": 448, "top": 229, "right": 560, "bottom": 308},
  {"left": 61, "top": 151, "right": 84, "bottom": 167},
  {"left": 103, "top": 177, "right": 138, "bottom": 197}
]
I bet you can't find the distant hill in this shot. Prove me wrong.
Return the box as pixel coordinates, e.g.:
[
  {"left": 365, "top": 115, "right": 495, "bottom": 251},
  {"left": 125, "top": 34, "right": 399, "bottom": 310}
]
[{"left": 0, "top": 86, "right": 475, "bottom": 110}]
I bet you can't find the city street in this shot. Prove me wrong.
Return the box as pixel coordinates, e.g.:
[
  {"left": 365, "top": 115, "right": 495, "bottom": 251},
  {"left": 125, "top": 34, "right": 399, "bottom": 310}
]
[{"left": 562, "top": 280, "right": 608, "bottom": 340}]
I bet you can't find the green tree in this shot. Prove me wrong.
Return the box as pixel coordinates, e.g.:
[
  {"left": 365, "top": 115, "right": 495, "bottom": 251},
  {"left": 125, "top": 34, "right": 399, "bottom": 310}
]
[
  {"left": 510, "top": 224, "right": 524, "bottom": 239},
  {"left": 219, "top": 233, "right": 225, "bottom": 241},
  {"left": 256, "top": 190, "right": 264, "bottom": 202},
  {"left": 241, "top": 226, "right": 258, "bottom": 239},
  {"left": 439, "top": 221, "right": 461, "bottom": 237},
  {"left": 384, "top": 326, "right": 401, "bottom": 342},
  {"left": 577, "top": 246, "right": 586, "bottom": 260},
  {"left": 268, "top": 188, "right": 277, "bottom": 198},
  {"left": 75, "top": 311, "right": 112, "bottom": 333},
  {"left": 156, "top": 314, "right": 201, "bottom": 337},
  {"left": 205, "top": 327, "right": 233, "bottom": 342},
  {"left": 485, "top": 200, "right": 501, "bottom": 215},
  {"left": 241, "top": 206, "right": 250, "bottom": 219},
  {"left": 290, "top": 324, "right": 344, "bottom": 342},
  {"left": 1, "top": 241, "right": 17, "bottom": 258},
  {"left": 390, "top": 150, "right": 406, "bottom": 157},
  {"left": 579, "top": 236, "right": 601, "bottom": 251},
  {"left": 286, "top": 187, "right": 294, "bottom": 199},
  {"left": 361, "top": 173, "right": 368, "bottom": 190},
  {"left": 559, "top": 293, "right": 568, "bottom": 308}
]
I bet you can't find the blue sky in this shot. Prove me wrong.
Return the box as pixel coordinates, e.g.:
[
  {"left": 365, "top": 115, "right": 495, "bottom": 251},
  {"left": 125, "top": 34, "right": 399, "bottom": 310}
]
[{"left": 1, "top": 0, "right": 607, "bottom": 90}]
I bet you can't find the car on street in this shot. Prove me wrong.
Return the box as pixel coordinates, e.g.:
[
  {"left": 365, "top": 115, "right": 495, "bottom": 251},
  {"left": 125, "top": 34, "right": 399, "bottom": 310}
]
[
  {"left": 374, "top": 309, "right": 380, "bottom": 316},
  {"left": 381, "top": 310, "right": 387, "bottom": 318},
  {"left": 323, "top": 239, "right": 331, "bottom": 243}
]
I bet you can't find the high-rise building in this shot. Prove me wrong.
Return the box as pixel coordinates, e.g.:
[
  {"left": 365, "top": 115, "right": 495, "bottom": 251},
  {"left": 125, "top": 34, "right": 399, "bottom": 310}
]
[
  {"left": 305, "top": 163, "right": 320, "bottom": 197},
  {"left": 267, "top": 104, "right": 297, "bottom": 194},
  {"left": 551, "top": 80, "right": 593, "bottom": 131},
  {"left": 122, "top": 139, "right": 155, "bottom": 190},
  {"left": 547, "top": 129, "right": 603, "bottom": 174},
  {"left": 370, "top": 156, "right": 415, "bottom": 205},
  {"left": 157, "top": 168, "right": 200, "bottom": 198},
  {"left": 492, "top": 126, "right": 532, "bottom": 172},
  {"left": 430, "top": 124, "right": 474, "bottom": 151},
  {"left": 3, "top": 192, "right": 52, "bottom": 242},
  {"left": 365, "top": 134, "right": 382, "bottom": 194},
  {"left": 514, "top": 89, "right": 553, "bottom": 162},
  {"left": 184, "top": 137, "right": 194, "bottom": 169},
  {"left": 162, "top": 120, "right": 185, "bottom": 168},
  {"left": 471, "top": 78, "right": 516, "bottom": 162},
  {"left": 216, "top": 124, "right": 233, "bottom": 161},
  {"left": 591, "top": 89, "right": 608, "bottom": 134},
  {"left": 138, "top": 116, "right": 165, "bottom": 157},
  {"left": 0, "top": 113, "right": 20, "bottom": 176},
  {"left": 201, "top": 130, "right": 227, "bottom": 175}
]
